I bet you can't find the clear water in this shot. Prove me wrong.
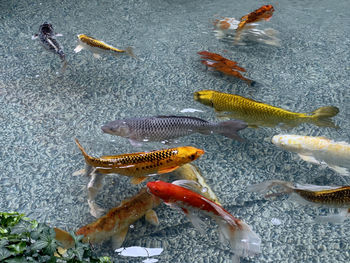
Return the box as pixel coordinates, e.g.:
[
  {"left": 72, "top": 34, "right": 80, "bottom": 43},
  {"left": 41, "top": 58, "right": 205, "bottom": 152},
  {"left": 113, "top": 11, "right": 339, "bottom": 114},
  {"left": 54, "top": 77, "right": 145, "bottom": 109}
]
[{"left": 1, "top": 0, "right": 350, "bottom": 262}]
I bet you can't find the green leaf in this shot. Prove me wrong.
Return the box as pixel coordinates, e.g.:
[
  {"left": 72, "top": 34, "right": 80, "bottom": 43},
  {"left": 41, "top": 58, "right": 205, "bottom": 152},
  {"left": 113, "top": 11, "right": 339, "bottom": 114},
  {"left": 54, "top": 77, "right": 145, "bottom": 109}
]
[
  {"left": 10, "top": 221, "right": 32, "bottom": 235},
  {"left": 7, "top": 241, "right": 27, "bottom": 254},
  {"left": 30, "top": 240, "right": 48, "bottom": 251},
  {"left": 75, "top": 247, "right": 85, "bottom": 261},
  {"left": 0, "top": 247, "right": 13, "bottom": 261}
]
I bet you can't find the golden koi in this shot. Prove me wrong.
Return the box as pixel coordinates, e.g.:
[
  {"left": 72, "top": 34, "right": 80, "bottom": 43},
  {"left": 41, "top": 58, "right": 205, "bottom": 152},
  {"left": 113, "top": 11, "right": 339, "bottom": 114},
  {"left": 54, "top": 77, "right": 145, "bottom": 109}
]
[
  {"left": 75, "top": 138, "right": 204, "bottom": 185},
  {"left": 248, "top": 180, "right": 350, "bottom": 223},
  {"left": 272, "top": 135, "right": 350, "bottom": 176},
  {"left": 74, "top": 34, "right": 134, "bottom": 58},
  {"left": 54, "top": 188, "right": 161, "bottom": 249},
  {"left": 194, "top": 90, "right": 339, "bottom": 128}
]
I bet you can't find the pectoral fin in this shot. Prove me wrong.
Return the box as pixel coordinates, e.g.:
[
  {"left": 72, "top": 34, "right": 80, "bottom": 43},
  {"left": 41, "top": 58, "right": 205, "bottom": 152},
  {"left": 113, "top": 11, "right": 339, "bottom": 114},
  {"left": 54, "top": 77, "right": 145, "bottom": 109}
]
[
  {"left": 74, "top": 45, "right": 84, "bottom": 53},
  {"left": 145, "top": 209, "right": 159, "bottom": 226},
  {"left": 158, "top": 166, "right": 180, "bottom": 174},
  {"left": 130, "top": 176, "right": 148, "bottom": 185},
  {"left": 93, "top": 53, "right": 102, "bottom": 59},
  {"left": 327, "top": 164, "right": 350, "bottom": 176},
  {"left": 298, "top": 154, "right": 320, "bottom": 165},
  {"left": 112, "top": 228, "right": 128, "bottom": 250}
]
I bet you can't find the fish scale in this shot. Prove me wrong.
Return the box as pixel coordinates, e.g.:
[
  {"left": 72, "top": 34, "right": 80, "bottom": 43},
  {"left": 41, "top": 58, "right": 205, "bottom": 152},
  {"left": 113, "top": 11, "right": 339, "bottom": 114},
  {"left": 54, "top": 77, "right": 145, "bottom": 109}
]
[{"left": 296, "top": 187, "right": 350, "bottom": 205}]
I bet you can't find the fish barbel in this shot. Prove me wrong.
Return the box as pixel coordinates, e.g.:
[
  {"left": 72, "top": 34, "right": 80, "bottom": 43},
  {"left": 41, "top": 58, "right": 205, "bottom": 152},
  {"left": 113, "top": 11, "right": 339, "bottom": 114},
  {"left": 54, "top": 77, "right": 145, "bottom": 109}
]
[
  {"left": 54, "top": 188, "right": 161, "bottom": 249},
  {"left": 101, "top": 115, "right": 247, "bottom": 144},
  {"left": 74, "top": 34, "right": 134, "bottom": 59},
  {"left": 75, "top": 138, "right": 204, "bottom": 184},
  {"left": 194, "top": 90, "right": 339, "bottom": 128},
  {"left": 272, "top": 135, "right": 350, "bottom": 176},
  {"left": 248, "top": 180, "right": 350, "bottom": 223},
  {"left": 147, "top": 180, "right": 261, "bottom": 261}
]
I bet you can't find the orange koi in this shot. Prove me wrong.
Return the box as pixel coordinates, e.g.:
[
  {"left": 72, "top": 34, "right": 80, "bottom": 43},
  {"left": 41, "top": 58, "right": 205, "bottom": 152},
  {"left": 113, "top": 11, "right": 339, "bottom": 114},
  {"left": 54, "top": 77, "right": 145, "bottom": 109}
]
[
  {"left": 147, "top": 180, "right": 261, "bottom": 261},
  {"left": 54, "top": 188, "right": 161, "bottom": 249},
  {"left": 198, "top": 51, "right": 254, "bottom": 86},
  {"left": 75, "top": 138, "right": 204, "bottom": 185},
  {"left": 237, "top": 5, "right": 275, "bottom": 31}
]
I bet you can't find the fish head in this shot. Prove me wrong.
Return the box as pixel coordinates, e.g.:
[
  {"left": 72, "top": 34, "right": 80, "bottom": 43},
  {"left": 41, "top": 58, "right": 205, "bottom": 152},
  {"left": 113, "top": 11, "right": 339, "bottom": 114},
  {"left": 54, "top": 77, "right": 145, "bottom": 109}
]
[
  {"left": 193, "top": 90, "right": 215, "bottom": 107},
  {"left": 101, "top": 120, "right": 131, "bottom": 136},
  {"left": 147, "top": 181, "right": 171, "bottom": 201},
  {"left": 39, "top": 22, "right": 54, "bottom": 35},
  {"left": 176, "top": 146, "right": 205, "bottom": 163},
  {"left": 272, "top": 135, "right": 303, "bottom": 152}
]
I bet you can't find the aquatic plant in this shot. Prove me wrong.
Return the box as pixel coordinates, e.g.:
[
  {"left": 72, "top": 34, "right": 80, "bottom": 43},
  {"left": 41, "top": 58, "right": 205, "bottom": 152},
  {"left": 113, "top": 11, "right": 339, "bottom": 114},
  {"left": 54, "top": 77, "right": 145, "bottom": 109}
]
[{"left": 0, "top": 212, "right": 111, "bottom": 263}]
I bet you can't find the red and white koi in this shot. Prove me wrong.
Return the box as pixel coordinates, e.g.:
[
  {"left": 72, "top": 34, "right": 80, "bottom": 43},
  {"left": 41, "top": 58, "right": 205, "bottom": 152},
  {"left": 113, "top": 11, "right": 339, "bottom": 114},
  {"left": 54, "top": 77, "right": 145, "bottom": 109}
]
[{"left": 147, "top": 180, "right": 261, "bottom": 262}]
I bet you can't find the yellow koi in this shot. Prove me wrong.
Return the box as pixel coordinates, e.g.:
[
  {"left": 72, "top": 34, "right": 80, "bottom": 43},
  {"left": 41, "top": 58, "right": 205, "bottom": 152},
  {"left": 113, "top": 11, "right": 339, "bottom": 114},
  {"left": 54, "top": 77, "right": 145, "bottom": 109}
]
[
  {"left": 194, "top": 90, "right": 339, "bottom": 128},
  {"left": 74, "top": 34, "right": 134, "bottom": 58}
]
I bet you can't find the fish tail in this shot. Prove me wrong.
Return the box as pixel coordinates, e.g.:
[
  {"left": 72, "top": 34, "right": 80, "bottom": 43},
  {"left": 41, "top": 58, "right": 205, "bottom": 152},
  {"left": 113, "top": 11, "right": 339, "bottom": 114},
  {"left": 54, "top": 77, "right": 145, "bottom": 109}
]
[
  {"left": 125, "top": 47, "right": 136, "bottom": 58},
  {"left": 214, "top": 120, "right": 248, "bottom": 142},
  {"left": 75, "top": 138, "right": 93, "bottom": 166},
  {"left": 54, "top": 228, "right": 75, "bottom": 249},
  {"left": 309, "top": 106, "right": 339, "bottom": 128},
  {"left": 218, "top": 219, "right": 261, "bottom": 258},
  {"left": 247, "top": 180, "right": 294, "bottom": 197}
]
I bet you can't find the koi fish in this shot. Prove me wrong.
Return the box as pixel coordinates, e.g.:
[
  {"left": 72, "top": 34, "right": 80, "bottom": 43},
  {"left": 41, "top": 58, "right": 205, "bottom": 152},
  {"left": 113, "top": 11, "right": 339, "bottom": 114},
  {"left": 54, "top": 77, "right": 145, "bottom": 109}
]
[
  {"left": 248, "top": 180, "right": 350, "bottom": 223},
  {"left": 213, "top": 17, "right": 280, "bottom": 46},
  {"left": 194, "top": 90, "right": 339, "bottom": 128},
  {"left": 172, "top": 163, "right": 221, "bottom": 205},
  {"left": 272, "top": 135, "right": 350, "bottom": 176},
  {"left": 74, "top": 34, "right": 134, "bottom": 59},
  {"left": 198, "top": 51, "right": 255, "bottom": 86},
  {"left": 32, "top": 22, "right": 67, "bottom": 72},
  {"left": 54, "top": 188, "right": 161, "bottom": 249},
  {"left": 101, "top": 115, "right": 247, "bottom": 145},
  {"left": 237, "top": 5, "right": 275, "bottom": 31},
  {"left": 74, "top": 138, "right": 204, "bottom": 185},
  {"left": 147, "top": 180, "right": 261, "bottom": 262}
]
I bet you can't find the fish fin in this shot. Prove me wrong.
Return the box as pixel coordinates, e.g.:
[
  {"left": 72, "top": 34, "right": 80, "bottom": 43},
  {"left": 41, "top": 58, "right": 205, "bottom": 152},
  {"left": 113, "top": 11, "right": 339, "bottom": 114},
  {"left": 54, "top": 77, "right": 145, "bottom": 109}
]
[
  {"left": 93, "top": 53, "right": 102, "bottom": 59},
  {"left": 315, "top": 209, "right": 349, "bottom": 224},
  {"left": 129, "top": 139, "right": 143, "bottom": 147},
  {"left": 217, "top": 219, "right": 261, "bottom": 258},
  {"left": 74, "top": 45, "right": 84, "bottom": 53},
  {"left": 247, "top": 180, "right": 294, "bottom": 196},
  {"left": 72, "top": 169, "right": 86, "bottom": 176},
  {"left": 172, "top": 179, "right": 204, "bottom": 194},
  {"left": 186, "top": 211, "right": 207, "bottom": 235},
  {"left": 54, "top": 228, "right": 75, "bottom": 249},
  {"left": 327, "top": 164, "right": 350, "bottom": 176},
  {"left": 145, "top": 209, "right": 159, "bottom": 226},
  {"left": 158, "top": 166, "right": 180, "bottom": 174},
  {"left": 215, "top": 120, "right": 247, "bottom": 142},
  {"left": 32, "top": 34, "right": 38, "bottom": 40},
  {"left": 112, "top": 228, "right": 129, "bottom": 250},
  {"left": 125, "top": 47, "right": 136, "bottom": 58},
  {"left": 55, "top": 33, "right": 63, "bottom": 37},
  {"left": 310, "top": 106, "right": 339, "bottom": 128},
  {"left": 298, "top": 154, "right": 321, "bottom": 165},
  {"left": 75, "top": 138, "right": 93, "bottom": 165},
  {"left": 130, "top": 176, "right": 148, "bottom": 185},
  {"left": 88, "top": 200, "right": 105, "bottom": 218}
]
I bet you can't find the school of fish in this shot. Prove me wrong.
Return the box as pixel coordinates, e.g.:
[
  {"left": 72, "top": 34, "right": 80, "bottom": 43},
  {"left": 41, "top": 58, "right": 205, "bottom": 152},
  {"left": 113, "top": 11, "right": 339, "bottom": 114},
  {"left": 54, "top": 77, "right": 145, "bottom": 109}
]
[{"left": 29, "top": 4, "right": 349, "bottom": 263}]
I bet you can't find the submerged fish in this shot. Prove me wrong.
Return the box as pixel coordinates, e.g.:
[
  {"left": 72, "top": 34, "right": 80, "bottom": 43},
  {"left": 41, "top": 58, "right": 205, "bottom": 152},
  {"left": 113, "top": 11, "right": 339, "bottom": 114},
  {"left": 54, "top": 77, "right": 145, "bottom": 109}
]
[
  {"left": 33, "top": 22, "right": 67, "bottom": 71},
  {"left": 75, "top": 138, "right": 204, "bottom": 185},
  {"left": 147, "top": 180, "right": 261, "bottom": 262},
  {"left": 173, "top": 163, "right": 221, "bottom": 205},
  {"left": 194, "top": 90, "right": 339, "bottom": 128},
  {"left": 248, "top": 180, "right": 350, "bottom": 223},
  {"left": 101, "top": 115, "right": 247, "bottom": 145},
  {"left": 272, "top": 135, "right": 350, "bottom": 176},
  {"left": 54, "top": 188, "right": 161, "bottom": 249},
  {"left": 74, "top": 34, "right": 134, "bottom": 59},
  {"left": 198, "top": 51, "right": 255, "bottom": 86}
]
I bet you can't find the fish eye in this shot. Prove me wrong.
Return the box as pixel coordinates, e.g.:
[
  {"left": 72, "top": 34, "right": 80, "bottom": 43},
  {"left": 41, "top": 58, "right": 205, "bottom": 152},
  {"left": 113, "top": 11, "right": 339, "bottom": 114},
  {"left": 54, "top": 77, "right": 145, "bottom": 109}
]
[{"left": 189, "top": 154, "right": 196, "bottom": 160}]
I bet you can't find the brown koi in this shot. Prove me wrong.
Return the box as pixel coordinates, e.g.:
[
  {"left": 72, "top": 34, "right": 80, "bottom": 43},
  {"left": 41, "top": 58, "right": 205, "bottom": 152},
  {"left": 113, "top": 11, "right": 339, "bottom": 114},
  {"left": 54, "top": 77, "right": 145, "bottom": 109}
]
[{"left": 237, "top": 5, "right": 275, "bottom": 31}]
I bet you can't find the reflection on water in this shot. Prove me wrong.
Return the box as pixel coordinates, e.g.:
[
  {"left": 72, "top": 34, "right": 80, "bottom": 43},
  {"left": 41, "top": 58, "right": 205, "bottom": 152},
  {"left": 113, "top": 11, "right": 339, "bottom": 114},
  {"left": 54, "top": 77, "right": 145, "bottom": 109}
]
[{"left": 0, "top": 0, "right": 350, "bottom": 262}]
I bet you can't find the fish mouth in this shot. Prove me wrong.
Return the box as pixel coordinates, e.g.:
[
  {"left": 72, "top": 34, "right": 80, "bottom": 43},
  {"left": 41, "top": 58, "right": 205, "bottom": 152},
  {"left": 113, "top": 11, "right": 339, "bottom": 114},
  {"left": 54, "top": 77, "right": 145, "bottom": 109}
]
[{"left": 193, "top": 92, "right": 200, "bottom": 101}]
